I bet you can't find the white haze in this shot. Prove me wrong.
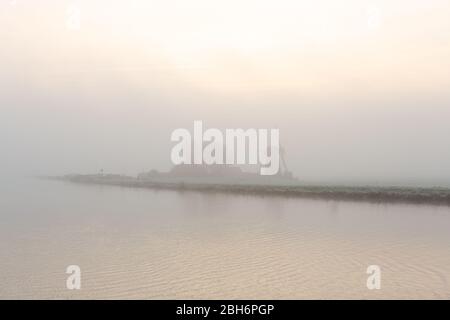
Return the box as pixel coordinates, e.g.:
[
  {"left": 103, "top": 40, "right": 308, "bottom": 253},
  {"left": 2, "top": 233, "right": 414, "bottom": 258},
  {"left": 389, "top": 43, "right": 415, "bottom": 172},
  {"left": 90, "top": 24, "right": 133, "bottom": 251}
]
[{"left": 1, "top": 0, "right": 450, "bottom": 187}]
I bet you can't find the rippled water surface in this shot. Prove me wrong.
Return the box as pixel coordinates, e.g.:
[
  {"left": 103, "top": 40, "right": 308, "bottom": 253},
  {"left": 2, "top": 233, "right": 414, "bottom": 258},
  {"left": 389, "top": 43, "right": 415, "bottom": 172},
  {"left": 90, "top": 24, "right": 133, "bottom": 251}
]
[{"left": 1, "top": 178, "right": 450, "bottom": 299}]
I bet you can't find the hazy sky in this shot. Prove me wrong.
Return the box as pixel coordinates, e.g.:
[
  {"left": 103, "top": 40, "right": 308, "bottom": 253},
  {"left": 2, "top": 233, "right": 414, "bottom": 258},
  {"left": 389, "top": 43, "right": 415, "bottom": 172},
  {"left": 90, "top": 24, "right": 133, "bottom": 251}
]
[{"left": 1, "top": 0, "right": 450, "bottom": 186}]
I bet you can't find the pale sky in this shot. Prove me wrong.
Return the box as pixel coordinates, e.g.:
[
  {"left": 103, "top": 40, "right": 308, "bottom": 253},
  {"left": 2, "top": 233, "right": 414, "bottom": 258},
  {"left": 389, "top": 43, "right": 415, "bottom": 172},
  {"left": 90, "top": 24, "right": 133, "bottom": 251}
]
[{"left": 1, "top": 0, "right": 450, "bottom": 186}]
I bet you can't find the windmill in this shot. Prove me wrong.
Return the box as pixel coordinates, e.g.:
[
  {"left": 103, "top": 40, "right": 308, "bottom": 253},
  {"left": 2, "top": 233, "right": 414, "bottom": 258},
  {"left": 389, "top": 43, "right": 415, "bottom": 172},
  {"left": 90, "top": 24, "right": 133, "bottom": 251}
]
[{"left": 266, "top": 144, "right": 293, "bottom": 178}]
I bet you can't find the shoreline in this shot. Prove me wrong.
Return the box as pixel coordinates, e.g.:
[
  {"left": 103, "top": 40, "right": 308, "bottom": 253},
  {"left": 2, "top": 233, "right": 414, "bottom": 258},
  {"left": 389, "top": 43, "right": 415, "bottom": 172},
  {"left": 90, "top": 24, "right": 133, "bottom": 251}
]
[{"left": 48, "top": 174, "right": 450, "bottom": 206}]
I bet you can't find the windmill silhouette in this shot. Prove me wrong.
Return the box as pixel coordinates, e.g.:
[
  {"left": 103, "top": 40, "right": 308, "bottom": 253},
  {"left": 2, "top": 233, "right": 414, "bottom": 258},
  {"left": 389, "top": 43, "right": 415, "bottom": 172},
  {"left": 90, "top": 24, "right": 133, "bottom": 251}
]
[{"left": 266, "top": 144, "right": 293, "bottom": 177}]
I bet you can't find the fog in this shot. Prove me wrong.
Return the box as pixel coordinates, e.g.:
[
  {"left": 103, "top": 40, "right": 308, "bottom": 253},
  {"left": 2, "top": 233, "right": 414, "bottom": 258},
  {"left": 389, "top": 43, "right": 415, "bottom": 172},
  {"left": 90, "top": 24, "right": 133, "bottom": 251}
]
[{"left": 1, "top": 0, "right": 450, "bottom": 186}]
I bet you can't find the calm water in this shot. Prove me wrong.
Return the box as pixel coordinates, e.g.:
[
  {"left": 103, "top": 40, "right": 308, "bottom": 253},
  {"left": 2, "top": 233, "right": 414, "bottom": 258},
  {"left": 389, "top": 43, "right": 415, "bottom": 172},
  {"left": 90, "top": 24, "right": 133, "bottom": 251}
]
[{"left": 1, "top": 177, "right": 450, "bottom": 299}]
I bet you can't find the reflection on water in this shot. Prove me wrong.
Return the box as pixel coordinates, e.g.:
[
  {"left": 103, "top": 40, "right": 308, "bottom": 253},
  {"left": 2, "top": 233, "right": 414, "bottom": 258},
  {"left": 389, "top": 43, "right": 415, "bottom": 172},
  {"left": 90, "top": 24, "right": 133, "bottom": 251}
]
[{"left": 0, "top": 178, "right": 450, "bottom": 299}]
